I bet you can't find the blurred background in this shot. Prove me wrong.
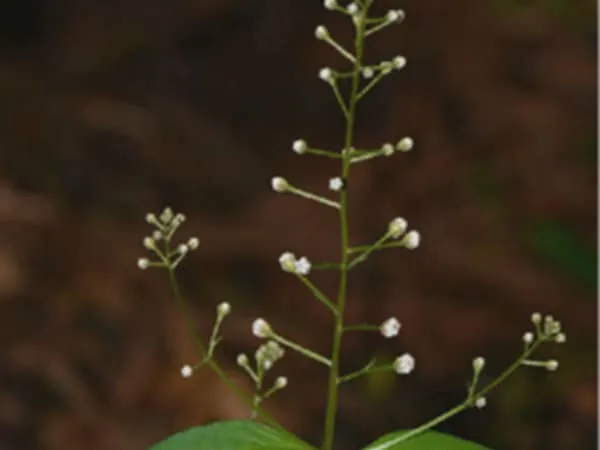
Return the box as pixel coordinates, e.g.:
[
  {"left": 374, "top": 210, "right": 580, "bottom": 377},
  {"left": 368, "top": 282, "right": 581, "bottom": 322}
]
[{"left": 0, "top": 0, "right": 596, "bottom": 449}]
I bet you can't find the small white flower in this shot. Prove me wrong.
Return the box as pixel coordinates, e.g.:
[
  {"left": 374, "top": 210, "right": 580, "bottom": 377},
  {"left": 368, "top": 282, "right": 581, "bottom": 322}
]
[
  {"left": 137, "top": 258, "right": 150, "bottom": 270},
  {"left": 236, "top": 353, "right": 249, "bottom": 366},
  {"left": 294, "top": 257, "right": 312, "bottom": 276},
  {"left": 315, "top": 25, "right": 329, "bottom": 40},
  {"left": 145, "top": 213, "right": 157, "bottom": 224},
  {"left": 472, "top": 357, "right": 486, "bottom": 373},
  {"left": 546, "top": 360, "right": 559, "bottom": 371},
  {"left": 396, "top": 137, "right": 414, "bottom": 152},
  {"left": 173, "top": 213, "right": 186, "bottom": 224},
  {"left": 381, "top": 143, "right": 395, "bottom": 156},
  {"left": 181, "top": 365, "right": 193, "bottom": 378},
  {"left": 404, "top": 230, "right": 421, "bottom": 250},
  {"left": 531, "top": 312, "right": 542, "bottom": 324},
  {"left": 323, "top": 0, "right": 337, "bottom": 10},
  {"left": 271, "top": 176, "right": 289, "bottom": 193},
  {"left": 187, "top": 237, "right": 200, "bottom": 250},
  {"left": 252, "top": 318, "right": 272, "bottom": 338},
  {"left": 160, "top": 207, "right": 174, "bottom": 224},
  {"left": 293, "top": 139, "right": 308, "bottom": 154},
  {"left": 279, "top": 252, "right": 296, "bottom": 272},
  {"left": 178, "top": 244, "right": 189, "bottom": 255},
  {"left": 319, "top": 67, "right": 334, "bottom": 83},
  {"left": 143, "top": 237, "right": 155, "bottom": 250},
  {"left": 522, "top": 332, "right": 535, "bottom": 344},
  {"left": 217, "top": 302, "right": 231, "bottom": 317},
  {"left": 275, "top": 376, "right": 288, "bottom": 389},
  {"left": 393, "top": 353, "right": 415, "bottom": 375},
  {"left": 380, "top": 317, "right": 401, "bottom": 338},
  {"left": 361, "top": 67, "right": 374, "bottom": 79},
  {"left": 152, "top": 230, "right": 162, "bottom": 241},
  {"left": 388, "top": 217, "right": 408, "bottom": 238},
  {"left": 386, "top": 9, "right": 405, "bottom": 23},
  {"left": 555, "top": 333, "right": 566, "bottom": 343},
  {"left": 392, "top": 56, "right": 407, "bottom": 70},
  {"left": 329, "top": 177, "right": 344, "bottom": 192},
  {"left": 475, "top": 397, "right": 487, "bottom": 409},
  {"left": 346, "top": 3, "right": 359, "bottom": 15}
]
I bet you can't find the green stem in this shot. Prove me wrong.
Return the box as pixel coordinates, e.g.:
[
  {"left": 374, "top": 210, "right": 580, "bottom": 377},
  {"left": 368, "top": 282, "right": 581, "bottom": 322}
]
[
  {"left": 343, "top": 324, "right": 379, "bottom": 332},
  {"left": 298, "top": 275, "right": 339, "bottom": 315},
  {"left": 166, "top": 267, "right": 283, "bottom": 430},
  {"left": 272, "top": 333, "right": 332, "bottom": 367},
  {"left": 347, "top": 233, "right": 390, "bottom": 269},
  {"left": 367, "top": 339, "right": 544, "bottom": 450},
  {"left": 321, "top": 7, "right": 368, "bottom": 450}
]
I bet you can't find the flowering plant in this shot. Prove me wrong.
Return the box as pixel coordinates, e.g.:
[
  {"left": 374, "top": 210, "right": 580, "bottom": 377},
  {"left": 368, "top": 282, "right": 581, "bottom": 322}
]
[{"left": 138, "top": 1, "right": 566, "bottom": 449}]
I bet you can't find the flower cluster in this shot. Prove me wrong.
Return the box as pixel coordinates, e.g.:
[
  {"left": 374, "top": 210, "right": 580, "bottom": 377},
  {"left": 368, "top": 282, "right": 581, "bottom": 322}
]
[
  {"left": 138, "top": 207, "right": 199, "bottom": 270},
  {"left": 278, "top": 252, "right": 312, "bottom": 276}
]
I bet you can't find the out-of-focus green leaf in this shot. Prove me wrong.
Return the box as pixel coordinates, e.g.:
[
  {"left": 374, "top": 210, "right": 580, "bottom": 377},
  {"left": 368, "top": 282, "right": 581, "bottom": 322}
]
[
  {"left": 150, "top": 420, "right": 315, "bottom": 450},
  {"left": 527, "top": 221, "right": 596, "bottom": 291},
  {"left": 364, "top": 430, "right": 491, "bottom": 450}
]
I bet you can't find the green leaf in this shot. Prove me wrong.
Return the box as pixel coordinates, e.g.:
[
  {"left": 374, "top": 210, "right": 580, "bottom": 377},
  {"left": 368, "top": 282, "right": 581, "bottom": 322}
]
[
  {"left": 150, "top": 420, "right": 316, "bottom": 450},
  {"left": 364, "top": 430, "right": 491, "bottom": 450},
  {"left": 526, "top": 221, "right": 597, "bottom": 292}
]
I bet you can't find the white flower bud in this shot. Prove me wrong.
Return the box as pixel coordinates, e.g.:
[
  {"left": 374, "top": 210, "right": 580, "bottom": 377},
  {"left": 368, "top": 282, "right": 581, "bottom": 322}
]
[
  {"left": 346, "top": 3, "right": 359, "bottom": 15},
  {"left": 380, "top": 317, "right": 401, "bottom": 338},
  {"left": 137, "top": 258, "right": 150, "bottom": 270},
  {"left": 361, "top": 67, "right": 374, "bottom": 79},
  {"left": 178, "top": 244, "right": 189, "bottom": 255},
  {"left": 315, "top": 25, "right": 329, "bottom": 40},
  {"left": 160, "top": 207, "right": 174, "bottom": 224},
  {"left": 187, "top": 237, "right": 200, "bottom": 250},
  {"left": 271, "top": 176, "right": 289, "bottom": 193},
  {"left": 279, "top": 252, "right": 296, "bottom": 272},
  {"left": 546, "top": 360, "right": 559, "bottom": 371},
  {"left": 143, "top": 237, "right": 155, "bottom": 250},
  {"left": 152, "top": 230, "right": 162, "bottom": 241},
  {"left": 555, "top": 333, "right": 566, "bottom": 343},
  {"left": 381, "top": 143, "right": 395, "bottom": 156},
  {"left": 393, "top": 353, "right": 415, "bottom": 375},
  {"left": 523, "top": 332, "right": 535, "bottom": 344},
  {"left": 472, "top": 357, "right": 486, "bottom": 373},
  {"left": 531, "top": 312, "right": 542, "bottom": 324},
  {"left": 217, "top": 302, "right": 231, "bottom": 317},
  {"left": 392, "top": 56, "right": 407, "bottom": 70},
  {"left": 181, "top": 365, "right": 193, "bottom": 378},
  {"left": 386, "top": 9, "right": 405, "bottom": 23},
  {"left": 252, "top": 318, "right": 272, "bottom": 339},
  {"left": 236, "top": 353, "right": 249, "bottom": 366},
  {"left": 145, "top": 213, "right": 157, "bottom": 224},
  {"left": 275, "top": 376, "right": 288, "bottom": 389},
  {"left": 294, "top": 257, "right": 312, "bottom": 276},
  {"left": 328, "top": 177, "right": 344, "bottom": 192},
  {"left": 404, "top": 230, "right": 421, "bottom": 249},
  {"left": 293, "top": 139, "right": 308, "bottom": 154},
  {"left": 396, "top": 137, "right": 414, "bottom": 152},
  {"left": 475, "top": 397, "right": 487, "bottom": 409},
  {"left": 324, "top": 0, "right": 337, "bottom": 10},
  {"left": 388, "top": 217, "right": 408, "bottom": 238},
  {"left": 319, "top": 67, "right": 334, "bottom": 83}
]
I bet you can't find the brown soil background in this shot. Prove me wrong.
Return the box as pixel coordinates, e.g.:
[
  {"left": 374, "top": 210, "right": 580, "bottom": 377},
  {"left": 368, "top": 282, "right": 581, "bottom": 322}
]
[{"left": 0, "top": 0, "right": 596, "bottom": 449}]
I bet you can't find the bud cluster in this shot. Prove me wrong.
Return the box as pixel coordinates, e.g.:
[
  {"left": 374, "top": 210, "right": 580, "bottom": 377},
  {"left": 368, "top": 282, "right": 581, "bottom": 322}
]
[{"left": 138, "top": 207, "right": 199, "bottom": 270}]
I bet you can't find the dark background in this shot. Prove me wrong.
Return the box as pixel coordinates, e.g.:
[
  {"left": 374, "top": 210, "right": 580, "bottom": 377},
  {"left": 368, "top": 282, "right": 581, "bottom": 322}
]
[{"left": 0, "top": 0, "right": 596, "bottom": 449}]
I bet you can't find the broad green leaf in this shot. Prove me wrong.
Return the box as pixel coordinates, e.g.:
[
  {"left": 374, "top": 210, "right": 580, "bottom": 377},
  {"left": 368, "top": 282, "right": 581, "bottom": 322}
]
[
  {"left": 150, "top": 420, "right": 315, "bottom": 450},
  {"left": 364, "top": 430, "right": 491, "bottom": 450}
]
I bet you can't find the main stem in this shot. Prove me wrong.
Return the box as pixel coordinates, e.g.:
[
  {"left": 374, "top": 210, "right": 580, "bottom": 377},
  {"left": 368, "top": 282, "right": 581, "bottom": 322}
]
[{"left": 321, "top": 12, "right": 367, "bottom": 450}]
